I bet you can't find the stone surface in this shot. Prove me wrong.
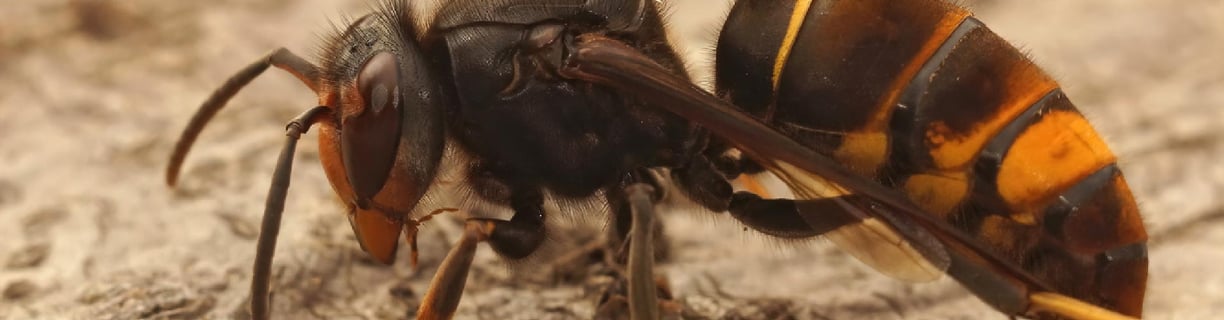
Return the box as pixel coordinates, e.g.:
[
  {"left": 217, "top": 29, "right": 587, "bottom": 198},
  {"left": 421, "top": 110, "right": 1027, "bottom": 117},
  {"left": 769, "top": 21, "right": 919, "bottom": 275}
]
[{"left": 0, "top": 0, "right": 1220, "bottom": 319}]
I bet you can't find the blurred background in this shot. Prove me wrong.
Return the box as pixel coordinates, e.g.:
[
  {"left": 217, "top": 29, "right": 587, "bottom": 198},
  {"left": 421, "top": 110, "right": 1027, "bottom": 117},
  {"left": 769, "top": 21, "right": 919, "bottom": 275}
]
[{"left": 1, "top": 0, "right": 1221, "bottom": 319}]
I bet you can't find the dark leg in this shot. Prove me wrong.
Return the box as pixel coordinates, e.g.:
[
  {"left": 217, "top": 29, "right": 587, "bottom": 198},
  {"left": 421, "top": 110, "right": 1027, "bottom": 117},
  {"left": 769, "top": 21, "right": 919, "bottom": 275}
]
[
  {"left": 416, "top": 189, "right": 548, "bottom": 319},
  {"left": 605, "top": 182, "right": 669, "bottom": 266},
  {"left": 673, "top": 155, "right": 865, "bottom": 239},
  {"left": 594, "top": 273, "right": 674, "bottom": 320},
  {"left": 593, "top": 170, "right": 681, "bottom": 320},
  {"left": 727, "top": 192, "right": 863, "bottom": 238},
  {"left": 681, "top": 157, "right": 952, "bottom": 283},
  {"left": 487, "top": 190, "right": 547, "bottom": 259},
  {"left": 624, "top": 183, "right": 660, "bottom": 320}
]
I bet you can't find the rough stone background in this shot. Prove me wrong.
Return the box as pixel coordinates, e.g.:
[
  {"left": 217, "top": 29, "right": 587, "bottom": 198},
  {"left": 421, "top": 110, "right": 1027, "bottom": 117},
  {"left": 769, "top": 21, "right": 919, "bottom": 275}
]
[{"left": 1, "top": 0, "right": 1221, "bottom": 319}]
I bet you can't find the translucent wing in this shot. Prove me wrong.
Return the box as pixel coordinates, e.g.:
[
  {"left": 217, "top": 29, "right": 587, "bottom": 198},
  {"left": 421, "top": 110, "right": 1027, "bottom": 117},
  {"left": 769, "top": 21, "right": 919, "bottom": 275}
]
[{"left": 766, "top": 160, "right": 950, "bottom": 282}]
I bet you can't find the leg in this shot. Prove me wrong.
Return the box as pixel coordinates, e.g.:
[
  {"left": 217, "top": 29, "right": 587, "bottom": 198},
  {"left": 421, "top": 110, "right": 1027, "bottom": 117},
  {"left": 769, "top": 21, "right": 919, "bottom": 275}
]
[
  {"left": 682, "top": 157, "right": 951, "bottom": 282},
  {"left": 417, "top": 219, "right": 489, "bottom": 320},
  {"left": 416, "top": 190, "right": 548, "bottom": 320},
  {"left": 596, "top": 171, "right": 677, "bottom": 320},
  {"left": 727, "top": 192, "right": 862, "bottom": 238},
  {"left": 624, "top": 183, "right": 660, "bottom": 320},
  {"left": 673, "top": 155, "right": 865, "bottom": 239}
]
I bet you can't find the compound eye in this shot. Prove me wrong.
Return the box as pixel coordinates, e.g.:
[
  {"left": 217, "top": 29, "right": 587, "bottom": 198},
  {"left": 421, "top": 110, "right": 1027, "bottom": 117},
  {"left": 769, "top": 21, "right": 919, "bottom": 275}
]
[{"left": 341, "top": 52, "right": 402, "bottom": 207}]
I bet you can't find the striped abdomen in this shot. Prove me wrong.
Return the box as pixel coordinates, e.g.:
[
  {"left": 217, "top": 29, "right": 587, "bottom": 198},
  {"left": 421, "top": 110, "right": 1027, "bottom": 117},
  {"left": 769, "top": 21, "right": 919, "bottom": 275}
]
[{"left": 715, "top": 0, "right": 1148, "bottom": 316}]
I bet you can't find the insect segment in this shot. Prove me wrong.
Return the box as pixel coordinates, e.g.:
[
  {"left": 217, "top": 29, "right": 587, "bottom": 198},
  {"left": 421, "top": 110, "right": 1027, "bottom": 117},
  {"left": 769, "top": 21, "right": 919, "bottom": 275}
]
[
  {"left": 711, "top": 0, "right": 1148, "bottom": 316},
  {"left": 164, "top": 0, "right": 1148, "bottom": 319}
]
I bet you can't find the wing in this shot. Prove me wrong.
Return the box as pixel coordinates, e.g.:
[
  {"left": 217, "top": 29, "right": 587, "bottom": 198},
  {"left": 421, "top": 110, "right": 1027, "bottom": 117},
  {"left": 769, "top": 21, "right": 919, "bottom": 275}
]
[{"left": 766, "top": 159, "right": 950, "bottom": 282}]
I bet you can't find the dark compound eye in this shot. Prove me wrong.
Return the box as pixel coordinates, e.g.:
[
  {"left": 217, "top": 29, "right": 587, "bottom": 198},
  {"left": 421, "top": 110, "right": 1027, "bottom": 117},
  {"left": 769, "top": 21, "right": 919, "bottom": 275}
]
[
  {"left": 342, "top": 52, "right": 402, "bottom": 208},
  {"left": 359, "top": 52, "right": 399, "bottom": 115}
]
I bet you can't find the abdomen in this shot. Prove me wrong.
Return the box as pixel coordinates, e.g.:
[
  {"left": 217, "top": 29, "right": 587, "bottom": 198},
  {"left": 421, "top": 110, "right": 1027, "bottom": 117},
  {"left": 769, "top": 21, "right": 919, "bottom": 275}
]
[{"left": 715, "top": 0, "right": 1148, "bottom": 315}]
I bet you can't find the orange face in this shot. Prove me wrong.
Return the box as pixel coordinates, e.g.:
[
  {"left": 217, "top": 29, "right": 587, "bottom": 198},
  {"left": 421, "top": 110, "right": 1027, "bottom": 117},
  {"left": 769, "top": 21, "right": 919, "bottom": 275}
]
[
  {"left": 315, "top": 118, "right": 398, "bottom": 264},
  {"left": 316, "top": 76, "right": 437, "bottom": 265},
  {"left": 308, "top": 10, "right": 449, "bottom": 265}
]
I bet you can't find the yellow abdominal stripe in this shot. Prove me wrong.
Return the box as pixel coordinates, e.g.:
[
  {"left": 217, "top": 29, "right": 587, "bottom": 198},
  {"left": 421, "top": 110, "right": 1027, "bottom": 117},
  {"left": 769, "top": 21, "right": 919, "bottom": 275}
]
[{"left": 771, "top": 0, "right": 814, "bottom": 92}]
